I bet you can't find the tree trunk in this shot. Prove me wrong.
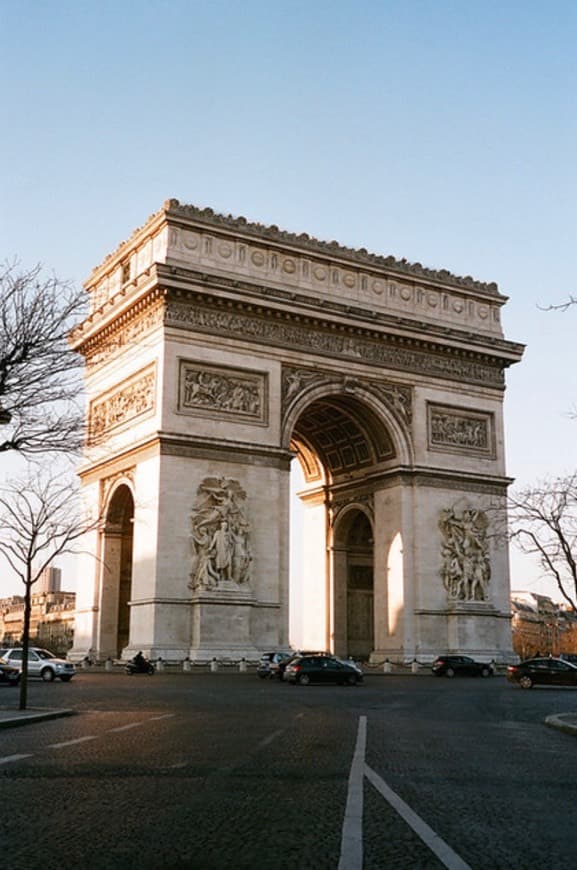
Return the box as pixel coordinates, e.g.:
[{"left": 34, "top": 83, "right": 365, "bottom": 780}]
[{"left": 18, "top": 575, "right": 32, "bottom": 711}]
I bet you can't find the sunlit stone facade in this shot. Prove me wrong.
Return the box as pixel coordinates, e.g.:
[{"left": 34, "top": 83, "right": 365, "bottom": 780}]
[{"left": 69, "top": 201, "right": 524, "bottom": 663}]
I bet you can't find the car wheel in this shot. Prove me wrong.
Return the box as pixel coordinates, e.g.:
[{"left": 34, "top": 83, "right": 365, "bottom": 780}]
[
  {"left": 480, "top": 667, "right": 491, "bottom": 678},
  {"left": 445, "top": 667, "right": 455, "bottom": 678},
  {"left": 60, "top": 675, "right": 72, "bottom": 682},
  {"left": 519, "top": 675, "right": 533, "bottom": 689},
  {"left": 298, "top": 673, "right": 310, "bottom": 686},
  {"left": 41, "top": 668, "right": 55, "bottom": 682},
  {"left": 346, "top": 675, "right": 358, "bottom": 686}
]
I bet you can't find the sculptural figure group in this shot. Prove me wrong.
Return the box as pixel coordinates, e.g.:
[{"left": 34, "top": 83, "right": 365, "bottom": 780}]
[
  {"left": 189, "top": 477, "right": 253, "bottom": 590},
  {"left": 439, "top": 507, "right": 491, "bottom": 602}
]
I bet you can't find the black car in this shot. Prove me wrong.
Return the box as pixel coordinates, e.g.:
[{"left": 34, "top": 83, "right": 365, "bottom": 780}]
[
  {"left": 284, "top": 655, "right": 363, "bottom": 686},
  {"left": 507, "top": 657, "right": 577, "bottom": 689},
  {"left": 432, "top": 655, "right": 493, "bottom": 678},
  {"left": 277, "top": 650, "right": 331, "bottom": 681},
  {"left": 0, "top": 659, "right": 21, "bottom": 686}
]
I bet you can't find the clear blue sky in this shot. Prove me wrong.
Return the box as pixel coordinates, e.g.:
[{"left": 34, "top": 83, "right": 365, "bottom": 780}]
[{"left": 1, "top": 1, "right": 575, "bottom": 598}]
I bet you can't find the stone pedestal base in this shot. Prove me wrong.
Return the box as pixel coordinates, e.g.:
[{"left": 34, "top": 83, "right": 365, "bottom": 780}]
[{"left": 189, "top": 586, "right": 261, "bottom": 661}]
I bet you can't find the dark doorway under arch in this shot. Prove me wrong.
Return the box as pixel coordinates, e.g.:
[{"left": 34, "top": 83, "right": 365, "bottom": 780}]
[{"left": 101, "top": 485, "right": 134, "bottom": 657}]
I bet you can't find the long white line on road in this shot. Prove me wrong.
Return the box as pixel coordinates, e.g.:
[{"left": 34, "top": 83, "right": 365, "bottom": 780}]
[
  {"left": 108, "top": 722, "right": 145, "bottom": 732},
  {"left": 46, "top": 736, "right": 98, "bottom": 749},
  {"left": 149, "top": 714, "right": 175, "bottom": 721},
  {"left": 364, "top": 764, "right": 472, "bottom": 870},
  {"left": 338, "top": 715, "right": 366, "bottom": 870},
  {"left": 0, "top": 754, "right": 33, "bottom": 765}
]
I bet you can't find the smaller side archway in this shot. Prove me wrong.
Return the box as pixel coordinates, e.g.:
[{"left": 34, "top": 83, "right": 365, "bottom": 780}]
[
  {"left": 332, "top": 506, "right": 374, "bottom": 660},
  {"left": 99, "top": 483, "right": 135, "bottom": 658}
]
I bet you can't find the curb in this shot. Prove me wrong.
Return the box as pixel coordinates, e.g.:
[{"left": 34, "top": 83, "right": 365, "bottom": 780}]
[
  {"left": 0, "top": 709, "right": 76, "bottom": 729},
  {"left": 545, "top": 713, "right": 577, "bottom": 737}
]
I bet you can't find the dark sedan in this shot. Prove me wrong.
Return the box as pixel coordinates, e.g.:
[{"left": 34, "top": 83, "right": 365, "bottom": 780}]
[
  {"left": 0, "top": 659, "right": 21, "bottom": 686},
  {"left": 284, "top": 655, "right": 363, "bottom": 686},
  {"left": 432, "top": 655, "right": 493, "bottom": 678},
  {"left": 507, "top": 657, "right": 577, "bottom": 689}
]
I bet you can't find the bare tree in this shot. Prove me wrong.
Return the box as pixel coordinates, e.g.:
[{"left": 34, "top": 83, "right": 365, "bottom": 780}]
[
  {"left": 0, "top": 468, "right": 101, "bottom": 709},
  {"left": 508, "top": 473, "right": 577, "bottom": 612},
  {"left": 0, "top": 261, "right": 87, "bottom": 455}
]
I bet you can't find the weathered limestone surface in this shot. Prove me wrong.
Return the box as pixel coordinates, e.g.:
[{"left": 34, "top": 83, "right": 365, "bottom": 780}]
[{"left": 69, "top": 200, "right": 524, "bottom": 663}]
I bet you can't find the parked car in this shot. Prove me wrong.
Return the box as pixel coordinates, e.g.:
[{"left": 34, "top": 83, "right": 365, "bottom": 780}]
[
  {"left": 0, "top": 658, "right": 21, "bottom": 686},
  {"left": 432, "top": 655, "right": 493, "bottom": 678},
  {"left": 0, "top": 648, "right": 76, "bottom": 682},
  {"left": 285, "top": 655, "right": 363, "bottom": 686},
  {"left": 256, "top": 651, "right": 293, "bottom": 679},
  {"left": 507, "top": 657, "right": 577, "bottom": 689},
  {"left": 278, "top": 650, "right": 331, "bottom": 681}
]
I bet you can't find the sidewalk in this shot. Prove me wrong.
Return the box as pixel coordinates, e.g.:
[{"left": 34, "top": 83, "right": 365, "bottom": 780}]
[{"left": 0, "top": 707, "right": 75, "bottom": 729}]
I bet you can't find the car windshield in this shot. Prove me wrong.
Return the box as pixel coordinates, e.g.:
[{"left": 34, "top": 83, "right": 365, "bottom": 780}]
[{"left": 35, "top": 649, "right": 56, "bottom": 660}]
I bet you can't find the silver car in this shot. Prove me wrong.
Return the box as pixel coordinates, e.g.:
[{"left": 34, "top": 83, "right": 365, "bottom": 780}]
[{"left": 0, "top": 647, "right": 76, "bottom": 682}]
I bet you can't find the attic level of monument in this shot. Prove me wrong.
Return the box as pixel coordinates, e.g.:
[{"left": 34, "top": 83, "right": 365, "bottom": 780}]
[
  {"left": 77, "top": 201, "right": 516, "bottom": 344},
  {"left": 70, "top": 200, "right": 524, "bottom": 666},
  {"left": 89, "top": 199, "right": 501, "bottom": 297}
]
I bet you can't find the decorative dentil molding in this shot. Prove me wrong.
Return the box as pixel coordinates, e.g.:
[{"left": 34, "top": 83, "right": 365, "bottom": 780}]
[
  {"left": 189, "top": 477, "right": 253, "bottom": 591},
  {"left": 439, "top": 507, "right": 491, "bottom": 602}
]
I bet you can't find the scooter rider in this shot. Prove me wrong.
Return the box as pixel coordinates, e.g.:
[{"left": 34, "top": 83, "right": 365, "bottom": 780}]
[{"left": 133, "top": 651, "right": 146, "bottom": 670}]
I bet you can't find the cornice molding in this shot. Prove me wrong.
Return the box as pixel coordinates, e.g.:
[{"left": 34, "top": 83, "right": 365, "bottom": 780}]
[{"left": 87, "top": 199, "right": 503, "bottom": 298}]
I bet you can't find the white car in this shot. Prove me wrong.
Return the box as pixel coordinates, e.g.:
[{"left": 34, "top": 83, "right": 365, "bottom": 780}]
[{"left": 0, "top": 647, "right": 76, "bottom": 682}]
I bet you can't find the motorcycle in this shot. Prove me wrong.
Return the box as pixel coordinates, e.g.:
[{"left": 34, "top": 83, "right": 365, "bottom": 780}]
[{"left": 125, "top": 657, "right": 155, "bottom": 675}]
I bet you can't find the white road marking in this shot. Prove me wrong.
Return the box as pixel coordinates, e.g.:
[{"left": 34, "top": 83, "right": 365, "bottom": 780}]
[
  {"left": 0, "top": 753, "right": 33, "bottom": 765},
  {"left": 149, "top": 714, "right": 175, "bottom": 721},
  {"left": 338, "top": 715, "right": 366, "bottom": 870},
  {"left": 108, "top": 722, "right": 144, "bottom": 732},
  {"left": 47, "top": 736, "right": 98, "bottom": 749},
  {"left": 364, "top": 763, "right": 472, "bottom": 870},
  {"left": 256, "top": 728, "right": 285, "bottom": 749}
]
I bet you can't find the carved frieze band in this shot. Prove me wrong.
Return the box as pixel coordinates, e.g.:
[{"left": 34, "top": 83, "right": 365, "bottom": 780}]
[
  {"left": 165, "top": 300, "right": 504, "bottom": 388},
  {"left": 178, "top": 361, "right": 267, "bottom": 424},
  {"left": 89, "top": 364, "right": 156, "bottom": 442},
  {"left": 427, "top": 403, "right": 495, "bottom": 457},
  {"left": 282, "top": 366, "right": 412, "bottom": 425},
  {"left": 82, "top": 299, "right": 164, "bottom": 370}
]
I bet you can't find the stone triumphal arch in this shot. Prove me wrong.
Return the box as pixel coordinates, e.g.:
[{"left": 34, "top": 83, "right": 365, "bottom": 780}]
[{"left": 70, "top": 200, "right": 524, "bottom": 663}]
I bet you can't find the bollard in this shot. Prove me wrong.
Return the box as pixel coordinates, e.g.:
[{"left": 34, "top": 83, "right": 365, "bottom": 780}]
[
  {"left": 411, "top": 659, "right": 419, "bottom": 674},
  {"left": 183, "top": 657, "right": 192, "bottom": 672},
  {"left": 383, "top": 658, "right": 392, "bottom": 674},
  {"left": 105, "top": 657, "right": 113, "bottom": 672},
  {"left": 210, "top": 657, "right": 218, "bottom": 672},
  {"left": 239, "top": 657, "right": 247, "bottom": 673}
]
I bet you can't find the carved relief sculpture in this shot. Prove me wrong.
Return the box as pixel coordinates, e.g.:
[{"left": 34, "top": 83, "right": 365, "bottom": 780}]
[
  {"left": 89, "top": 366, "right": 156, "bottom": 442},
  {"left": 429, "top": 404, "right": 493, "bottom": 455},
  {"left": 179, "top": 361, "right": 266, "bottom": 424},
  {"left": 189, "top": 477, "right": 253, "bottom": 590},
  {"left": 439, "top": 507, "right": 491, "bottom": 602}
]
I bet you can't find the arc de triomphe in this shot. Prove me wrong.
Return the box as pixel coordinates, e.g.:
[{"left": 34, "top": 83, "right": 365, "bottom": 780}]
[{"left": 70, "top": 200, "right": 524, "bottom": 663}]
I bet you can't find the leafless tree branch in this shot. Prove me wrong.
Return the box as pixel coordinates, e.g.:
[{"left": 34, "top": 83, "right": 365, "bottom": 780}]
[{"left": 0, "top": 261, "right": 87, "bottom": 455}]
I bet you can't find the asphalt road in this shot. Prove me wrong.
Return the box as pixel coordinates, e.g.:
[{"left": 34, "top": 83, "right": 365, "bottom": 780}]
[{"left": 2, "top": 671, "right": 577, "bottom": 869}]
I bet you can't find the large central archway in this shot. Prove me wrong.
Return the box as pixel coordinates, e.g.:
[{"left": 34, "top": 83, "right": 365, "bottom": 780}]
[{"left": 288, "top": 388, "right": 405, "bottom": 659}]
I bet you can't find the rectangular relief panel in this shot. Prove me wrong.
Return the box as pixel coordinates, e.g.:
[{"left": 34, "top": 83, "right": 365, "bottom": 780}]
[
  {"left": 427, "top": 402, "right": 495, "bottom": 458},
  {"left": 89, "top": 363, "right": 156, "bottom": 443},
  {"left": 178, "top": 360, "right": 268, "bottom": 425}
]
